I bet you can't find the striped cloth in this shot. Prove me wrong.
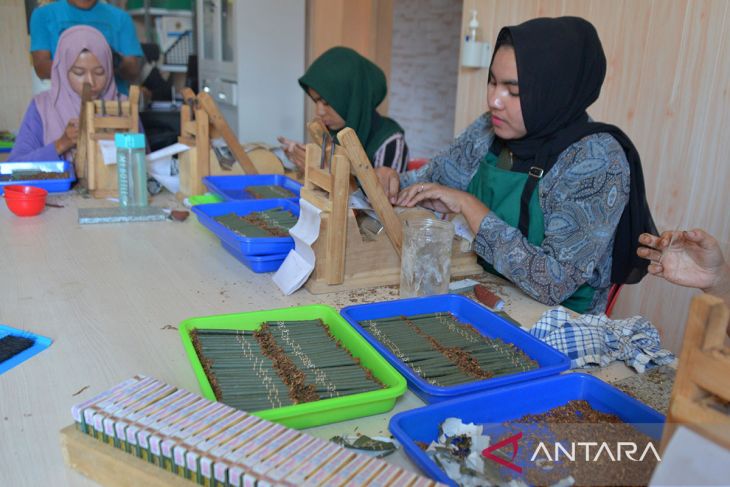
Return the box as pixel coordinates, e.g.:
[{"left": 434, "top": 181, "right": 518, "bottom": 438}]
[
  {"left": 372, "top": 132, "right": 409, "bottom": 173},
  {"left": 529, "top": 307, "right": 675, "bottom": 373}
]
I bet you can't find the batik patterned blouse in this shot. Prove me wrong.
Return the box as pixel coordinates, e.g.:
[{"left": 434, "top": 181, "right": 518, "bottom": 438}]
[{"left": 401, "top": 113, "right": 630, "bottom": 314}]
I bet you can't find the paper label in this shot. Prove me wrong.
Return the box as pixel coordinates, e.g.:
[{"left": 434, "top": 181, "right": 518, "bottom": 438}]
[{"left": 99, "top": 139, "right": 117, "bottom": 166}]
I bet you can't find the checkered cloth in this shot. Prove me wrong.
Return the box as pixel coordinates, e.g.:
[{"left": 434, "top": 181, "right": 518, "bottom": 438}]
[{"left": 529, "top": 307, "right": 675, "bottom": 372}]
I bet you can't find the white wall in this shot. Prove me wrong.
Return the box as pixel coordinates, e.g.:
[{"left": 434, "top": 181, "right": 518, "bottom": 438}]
[
  {"left": 234, "top": 0, "right": 305, "bottom": 144},
  {"left": 197, "top": 0, "right": 305, "bottom": 144}
]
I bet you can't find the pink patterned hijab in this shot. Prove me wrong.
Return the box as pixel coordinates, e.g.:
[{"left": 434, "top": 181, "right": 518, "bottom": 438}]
[{"left": 34, "top": 25, "right": 119, "bottom": 145}]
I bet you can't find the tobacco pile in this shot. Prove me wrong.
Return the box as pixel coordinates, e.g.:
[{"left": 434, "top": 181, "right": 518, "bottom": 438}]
[
  {"left": 424, "top": 400, "right": 659, "bottom": 487},
  {"left": 191, "top": 320, "right": 383, "bottom": 412},
  {"left": 503, "top": 400, "right": 659, "bottom": 486},
  {"left": 0, "top": 170, "right": 70, "bottom": 182},
  {"left": 360, "top": 312, "right": 537, "bottom": 386}
]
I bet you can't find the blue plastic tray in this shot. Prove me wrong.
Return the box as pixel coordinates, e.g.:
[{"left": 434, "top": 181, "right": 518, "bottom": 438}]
[
  {"left": 202, "top": 174, "right": 302, "bottom": 201},
  {"left": 340, "top": 294, "right": 570, "bottom": 403},
  {"left": 191, "top": 199, "right": 298, "bottom": 256},
  {"left": 221, "top": 241, "right": 289, "bottom": 273},
  {"left": 0, "top": 161, "right": 76, "bottom": 195},
  {"left": 0, "top": 325, "right": 52, "bottom": 375},
  {"left": 389, "top": 373, "right": 665, "bottom": 486}
]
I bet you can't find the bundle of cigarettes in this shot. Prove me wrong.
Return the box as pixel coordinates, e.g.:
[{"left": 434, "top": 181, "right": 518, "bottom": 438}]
[{"left": 71, "top": 375, "right": 441, "bottom": 487}]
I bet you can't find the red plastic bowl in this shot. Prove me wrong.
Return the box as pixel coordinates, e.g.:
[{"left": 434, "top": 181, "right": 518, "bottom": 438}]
[{"left": 3, "top": 185, "right": 48, "bottom": 217}]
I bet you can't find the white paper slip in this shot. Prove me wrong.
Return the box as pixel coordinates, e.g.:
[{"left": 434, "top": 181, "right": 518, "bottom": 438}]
[
  {"left": 98, "top": 140, "right": 117, "bottom": 166},
  {"left": 273, "top": 199, "right": 322, "bottom": 295},
  {"left": 145, "top": 143, "right": 191, "bottom": 162},
  {"left": 451, "top": 214, "right": 475, "bottom": 243},
  {"left": 273, "top": 251, "right": 313, "bottom": 295}
]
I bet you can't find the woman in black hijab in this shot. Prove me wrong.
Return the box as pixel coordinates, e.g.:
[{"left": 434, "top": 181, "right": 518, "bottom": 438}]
[{"left": 377, "top": 17, "right": 655, "bottom": 314}]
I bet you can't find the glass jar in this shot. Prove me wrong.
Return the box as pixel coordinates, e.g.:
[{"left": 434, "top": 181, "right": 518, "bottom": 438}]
[{"left": 399, "top": 218, "right": 454, "bottom": 298}]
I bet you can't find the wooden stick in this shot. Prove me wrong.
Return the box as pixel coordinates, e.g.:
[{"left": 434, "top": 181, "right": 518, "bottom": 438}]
[
  {"left": 192, "top": 108, "right": 209, "bottom": 195},
  {"left": 85, "top": 98, "right": 97, "bottom": 189},
  {"left": 337, "top": 127, "right": 402, "bottom": 256},
  {"left": 197, "top": 92, "right": 258, "bottom": 175},
  {"left": 307, "top": 119, "right": 327, "bottom": 145},
  {"left": 128, "top": 86, "right": 140, "bottom": 133},
  {"left": 75, "top": 82, "right": 92, "bottom": 181},
  {"left": 326, "top": 154, "right": 350, "bottom": 285},
  {"left": 92, "top": 118, "right": 136, "bottom": 130},
  {"left": 180, "top": 87, "right": 196, "bottom": 105}
]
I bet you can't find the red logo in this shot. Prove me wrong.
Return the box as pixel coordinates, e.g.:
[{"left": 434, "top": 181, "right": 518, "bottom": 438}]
[{"left": 482, "top": 432, "right": 523, "bottom": 473}]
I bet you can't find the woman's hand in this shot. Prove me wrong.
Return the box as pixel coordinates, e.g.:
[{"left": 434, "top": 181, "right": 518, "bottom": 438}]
[
  {"left": 277, "top": 136, "right": 307, "bottom": 170},
  {"left": 55, "top": 119, "right": 79, "bottom": 155},
  {"left": 637, "top": 229, "right": 730, "bottom": 295},
  {"left": 397, "top": 182, "right": 489, "bottom": 233},
  {"left": 375, "top": 166, "right": 400, "bottom": 204}
]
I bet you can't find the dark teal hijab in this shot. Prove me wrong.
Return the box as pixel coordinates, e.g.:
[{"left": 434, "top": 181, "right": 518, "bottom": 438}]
[{"left": 298, "top": 47, "right": 403, "bottom": 160}]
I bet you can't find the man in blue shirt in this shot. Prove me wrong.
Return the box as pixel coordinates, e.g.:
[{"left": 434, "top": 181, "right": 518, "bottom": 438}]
[{"left": 30, "top": 0, "right": 143, "bottom": 94}]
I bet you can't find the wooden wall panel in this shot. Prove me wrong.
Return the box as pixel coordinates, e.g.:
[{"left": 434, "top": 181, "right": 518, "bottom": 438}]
[
  {"left": 306, "top": 0, "right": 393, "bottom": 119},
  {"left": 0, "top": 0, "right": 34, "bottom": 132},
  {"left": 455, "top": 0, "right": 730, "bottom": 353}
]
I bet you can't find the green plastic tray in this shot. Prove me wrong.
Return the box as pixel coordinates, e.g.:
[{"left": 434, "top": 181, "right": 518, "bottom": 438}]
[
  {"left": 187, "top": 193, "right": 223, "bottom": 206},
  {"left": 179, "top": 305, "right": 407, "bottom": 429}
]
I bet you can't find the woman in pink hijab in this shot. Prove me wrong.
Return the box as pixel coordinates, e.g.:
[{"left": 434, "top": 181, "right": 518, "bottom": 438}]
[{"left": 8, "top": 25, "right": 119, "bottom": 162}]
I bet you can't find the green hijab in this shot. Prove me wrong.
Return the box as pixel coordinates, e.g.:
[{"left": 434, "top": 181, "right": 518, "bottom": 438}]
[{"left": 298, "top": 46, "right": 404, "bottom": 161}]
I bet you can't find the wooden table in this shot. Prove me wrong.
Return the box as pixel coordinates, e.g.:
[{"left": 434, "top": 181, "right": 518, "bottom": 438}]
[{"left": 0, "top": 192, "right": 635, "bottom": 486}]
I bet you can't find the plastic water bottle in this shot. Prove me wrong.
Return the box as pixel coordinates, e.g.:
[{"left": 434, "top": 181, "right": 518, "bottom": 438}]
[{"left": 114, "top": 133, "right": 148, "bottom": 207}]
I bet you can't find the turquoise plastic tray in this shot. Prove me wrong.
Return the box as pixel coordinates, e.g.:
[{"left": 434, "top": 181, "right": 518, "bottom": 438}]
[{"left": 0, "top": 325, "right": 52, "bottom": 375}]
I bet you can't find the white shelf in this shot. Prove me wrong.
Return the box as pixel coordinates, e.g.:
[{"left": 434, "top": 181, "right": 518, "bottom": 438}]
[
  {"left": 128, "top": 8, "right": 192, "bottom": 17},
  {"left": 159, "top": 64, "right": 188, "bottom": 73}
]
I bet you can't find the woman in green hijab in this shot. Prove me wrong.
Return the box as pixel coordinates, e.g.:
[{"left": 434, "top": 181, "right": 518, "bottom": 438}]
[{"left": 279, "top": 47, "right": 409, "bottom": 172}]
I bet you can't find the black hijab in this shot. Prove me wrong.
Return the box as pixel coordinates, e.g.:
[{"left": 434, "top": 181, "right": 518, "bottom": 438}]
[{"left": 492, "top": 17, "right": 656, "bottom": 285}]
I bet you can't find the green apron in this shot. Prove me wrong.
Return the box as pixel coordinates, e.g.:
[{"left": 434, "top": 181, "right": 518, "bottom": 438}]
[{"left": 467, "top": 152, "right": 595, "bottom": 313}]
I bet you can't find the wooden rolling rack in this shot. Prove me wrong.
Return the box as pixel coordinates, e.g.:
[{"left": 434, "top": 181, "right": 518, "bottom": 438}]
[
  {"left": 60, "top": 425, "right": 190, "bottom": 487},
  {"left": 76, "top": 85, "right": 140, "bottom": 198},
  {"left": 177, "top": 88, "right": 260, "bottom": 197},
  {"left": 302, "top": 127, "right": 482, "bottom": 294},
  {"left": 662, "top": 293, "right": 730, "bottom": 452}
]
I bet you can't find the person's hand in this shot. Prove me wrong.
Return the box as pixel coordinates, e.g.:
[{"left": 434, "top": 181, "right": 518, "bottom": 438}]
[
  {"left": 55, "top": 119, "right": 79, "bottom": 155},
  {"left": 396, "top": 182, "right": 466, "bottom": 213},
  {"left": 637, "top": 229, "right": 730, "bottom": 294},
  {"left": 375, "top": 166, "right": 400, "bottom": 204},
  {"left": 396, "top": 182, "right": 490, "bottom": 233},
  {"left": 277, "top": 136, "right": 306, "bottom": 170}
]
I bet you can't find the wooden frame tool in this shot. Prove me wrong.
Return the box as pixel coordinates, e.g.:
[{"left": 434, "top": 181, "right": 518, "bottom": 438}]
[
  {"left": 177, "top": 88, "right": 259, "bottom": 197},
  {"left": 76, "top": 85, "right": 140, "bottom": 198},
  {"left": 661, "top": 293, "right": 730, "bottom": 452},
  {"left": 302, "top": 127, "right": 482, "bottom": 294}
]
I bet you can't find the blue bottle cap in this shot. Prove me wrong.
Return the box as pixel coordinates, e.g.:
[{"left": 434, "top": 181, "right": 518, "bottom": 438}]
[{"left": 114, "top": 133, "right": 146, "bottom": 149}]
